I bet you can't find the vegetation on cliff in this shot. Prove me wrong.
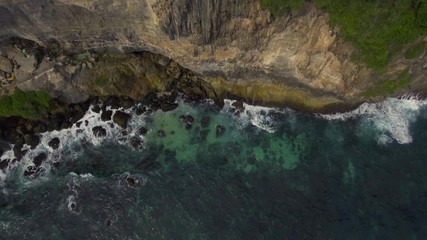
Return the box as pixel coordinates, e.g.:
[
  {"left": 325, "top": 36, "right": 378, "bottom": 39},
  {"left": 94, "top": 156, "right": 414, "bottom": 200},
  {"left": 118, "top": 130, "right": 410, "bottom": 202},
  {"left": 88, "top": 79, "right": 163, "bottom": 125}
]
[
  {"left": 261, "top": 0, "right": 427, "bottom": 71},
  {"left": 0, "top": 89, "right": 51, "bottom": 119}
]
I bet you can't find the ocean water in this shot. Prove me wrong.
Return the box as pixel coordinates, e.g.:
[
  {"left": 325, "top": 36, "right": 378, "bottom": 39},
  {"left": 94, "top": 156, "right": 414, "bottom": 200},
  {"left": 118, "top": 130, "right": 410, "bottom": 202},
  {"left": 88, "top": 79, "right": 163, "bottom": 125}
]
[{"left": 1, "top": 97, "right": 427, "bottom": 239}]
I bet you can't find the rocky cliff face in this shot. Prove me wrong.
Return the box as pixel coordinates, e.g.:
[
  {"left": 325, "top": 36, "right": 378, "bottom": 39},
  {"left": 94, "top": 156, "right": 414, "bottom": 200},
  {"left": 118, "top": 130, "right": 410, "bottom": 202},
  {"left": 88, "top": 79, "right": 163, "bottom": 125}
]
[{"left": 0, "top": 0, "right": 425, "bottom": 111}]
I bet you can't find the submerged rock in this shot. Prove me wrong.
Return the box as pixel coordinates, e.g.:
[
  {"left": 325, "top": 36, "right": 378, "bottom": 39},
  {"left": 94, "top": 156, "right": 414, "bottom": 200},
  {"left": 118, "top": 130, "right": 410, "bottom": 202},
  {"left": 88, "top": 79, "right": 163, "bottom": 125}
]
[
  {"left": 199, "top": 129, "right": 210, "bottom": 141},
  {"left": 157, "top": 130, "right": 166, "bottom": 138},
  {"left": 138, "top": 127, "right": 148, "bottom": 135},
  {"left": 135, "top": 106, "right": 147, "bottom": 116},
  {"left": 113, "top": 111, "right": 131, "bottom": 129},
  {"left": 48, "top": 137, "right": 60, "bottom": 149},
  {"left": 92, "top": 126, "right": 107, "bottom": 137},
  {"left": 180, "top": 115, "right": 195, "bottom": 129},
  {"left": 130, "top": 137, "right": 144, "bottom": 149},
  {"left": 200, "top": 116, "right": 210, "bottom": 128},
  {"left": 216, "top": 125, "right": 225, "bottom": 137}
]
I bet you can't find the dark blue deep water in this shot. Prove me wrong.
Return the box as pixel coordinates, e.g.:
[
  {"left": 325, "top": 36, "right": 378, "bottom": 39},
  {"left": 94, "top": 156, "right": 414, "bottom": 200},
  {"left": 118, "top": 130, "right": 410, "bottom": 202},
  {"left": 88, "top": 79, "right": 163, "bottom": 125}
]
[{"left": 1, "top": 98, "right": 427, "bottom": 239}]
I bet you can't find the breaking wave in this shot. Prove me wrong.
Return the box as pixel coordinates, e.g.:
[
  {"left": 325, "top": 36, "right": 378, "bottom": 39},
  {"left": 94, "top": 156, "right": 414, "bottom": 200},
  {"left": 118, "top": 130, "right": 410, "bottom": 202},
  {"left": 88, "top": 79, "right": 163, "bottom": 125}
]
[{"left": 320, "top": 96, "right": 427, "bottom": 144}]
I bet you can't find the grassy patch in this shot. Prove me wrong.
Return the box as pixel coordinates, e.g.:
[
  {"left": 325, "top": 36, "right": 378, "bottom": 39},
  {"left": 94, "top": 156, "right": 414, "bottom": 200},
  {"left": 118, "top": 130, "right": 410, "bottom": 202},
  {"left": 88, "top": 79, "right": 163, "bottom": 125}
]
[
  {"left": 260, "top": 0, "right": 305, "bottom": 16},
  {"left": 0, "top": 89, "right": 52, "bottom": 119},
  {"left": 405, "top": 41, "right": 426, "bottom": 59},
  {"left": 261, "top": 0, "right": 427, "bottom": 72},
  {"left": 363, "top": 70, "right": 411, "bottom": 97}
]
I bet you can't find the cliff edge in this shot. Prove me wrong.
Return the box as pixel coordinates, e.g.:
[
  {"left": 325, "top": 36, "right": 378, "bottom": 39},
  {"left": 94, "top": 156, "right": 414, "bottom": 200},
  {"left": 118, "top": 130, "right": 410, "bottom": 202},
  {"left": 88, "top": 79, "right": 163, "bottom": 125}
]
[{"left": 0, "top": 0, "right": 426, "bottom": 112}]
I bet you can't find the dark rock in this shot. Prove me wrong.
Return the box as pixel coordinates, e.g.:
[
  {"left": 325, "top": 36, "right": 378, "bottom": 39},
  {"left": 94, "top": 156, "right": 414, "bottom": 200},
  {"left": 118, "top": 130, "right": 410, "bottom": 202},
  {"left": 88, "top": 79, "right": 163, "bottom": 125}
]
[
  {"left": 157, "top": 130, "right": 166, "bottom": 138},
  {"left": 105, "top": 96, "right": 120, "bottom": 109},
  {"left": 200, "top": 116, "right": 210, "bottom": 128},
  {"left": 231, "top": 100, "right": 245, "bottom": 114},
  {"left": 11, "top": 135, "right": 24, "bottom": 146},
  {"left": 60, "top": 121, "right": 72, "bottom": 129},
  {"left": 48, "top": 137, "right": 60, "bottom": 149},
  {"left": 33, "top": 152, "right": 47, "bottom": 167},
  {"left": 92, "top": 105, "right": 101, "bottom": 113},
  {"left": 216, "top": 125, "right": 226, "bottom": 137},
  {"left": 0, "top": 159, "right": 9, "bottom": 170},
  {"left": 52, "top": 161, "right": 60, "bottom": 169},
  {"left": 0, "top": 139, "right": 11, "bottom": 152},
  {"left": 101, "top": 110, "right": 113, "bottom": 121},
  {"left": 120, "top": 98, "right": 135, "bottom": 109},
  {"left": 160, "top": 102, "right": 179, "bottom": 112},
  {"left": 138, "top": 127, "right": 148, "bottom": 135},
  {"left": 179, "top": 115, "right": 194, "bottom": 125},
  {"left": 247, "top": 156, "right": 256, "bottom": 165},
  {"left": 76, "top": 121, "right": 82, "bottom": 128},
  {"left": 13, "top": 145, "right": 25, "bottom": 162},
  {"left": 16, "top": 125, "right": 27, "bottom": 135},
  {"left": 92, "top": 126, "right": 107, "bottom": 137},
  {"left": 0, "top": 191, "right": 8, "bottom": 208},
  {"left": 217, "top": 156, "right": 229, "bottom": 166},
  {"left": 130, "top": 137, "right": 144, "bottom": 149},
  {"left": 70, "top": 107, "right": 86, "bottom": 123},
  {"left": 24, "top": 134, "right": 40, "bottom": 149},
  {"left": 113, "top": 111, "right": 131, "bottom": 128},
  {"left": 24, "top": 166, "right": 38, "bottom": 176},
  {"left": 199, "top": 129, "right": 210, "bottom": 140},
  {"left": 33, "top": 123, "right": 47, "bottom": 133},
  {"left": 135, "top": 106, "right": 146, "bottom": 115},
  {"left": 139, "top": 156, "right": 159, "bottom": 171},
  {"left": 85, "top": 120, "right": 89, "bottom": 126},
  {"left": 126, "top": 176, "right": 137, "bottom": 187}
]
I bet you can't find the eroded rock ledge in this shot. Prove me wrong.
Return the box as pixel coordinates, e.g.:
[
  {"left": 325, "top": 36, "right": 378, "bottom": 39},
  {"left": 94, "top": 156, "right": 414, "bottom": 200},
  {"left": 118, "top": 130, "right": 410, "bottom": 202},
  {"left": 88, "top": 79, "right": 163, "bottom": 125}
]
[{"left": 0, "top": 0, "right": 426, "bottom": 112}]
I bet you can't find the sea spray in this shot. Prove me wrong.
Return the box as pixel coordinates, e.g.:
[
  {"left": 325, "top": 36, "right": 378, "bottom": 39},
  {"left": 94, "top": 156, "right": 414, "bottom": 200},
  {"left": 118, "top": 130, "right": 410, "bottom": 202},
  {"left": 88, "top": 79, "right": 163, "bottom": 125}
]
[{"left": 319, "top": 97, "right": 427, "bottom": 144}]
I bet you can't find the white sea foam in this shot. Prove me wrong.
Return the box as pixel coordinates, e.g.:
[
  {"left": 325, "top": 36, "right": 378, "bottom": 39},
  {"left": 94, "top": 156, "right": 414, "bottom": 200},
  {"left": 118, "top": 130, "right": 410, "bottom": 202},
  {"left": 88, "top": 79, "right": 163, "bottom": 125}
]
[
  {"left": 320, "top": 97, "right": 427, "bottom": 144},
  {"left": 0, "top": 104, "right": 152, "bottom": 185},
  {"left": 223, "top": 99, "right": 287, "bottom": 133}
]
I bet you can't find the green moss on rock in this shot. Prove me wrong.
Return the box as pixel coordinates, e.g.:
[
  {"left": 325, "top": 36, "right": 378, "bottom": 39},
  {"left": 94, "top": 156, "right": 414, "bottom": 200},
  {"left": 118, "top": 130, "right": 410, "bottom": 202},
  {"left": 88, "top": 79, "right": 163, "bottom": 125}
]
[
  {"left": 0, "top": 89, "right": 52, "bottom": 119},
  {"left": 363, "top": 70, "right": 411, "bottom": 97},
  {"left": 405, "top": 41, "right": 426, "bottom": 59},
  {"left": 261, "top": 0, "right": 427, "bottom": 72}
]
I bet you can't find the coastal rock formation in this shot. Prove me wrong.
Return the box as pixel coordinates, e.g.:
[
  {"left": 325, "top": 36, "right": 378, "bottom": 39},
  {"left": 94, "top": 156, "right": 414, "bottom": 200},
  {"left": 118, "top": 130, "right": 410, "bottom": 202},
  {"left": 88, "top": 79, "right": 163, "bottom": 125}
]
[{"left": 0, "top": 0, "right": 425, "bottom": 111}]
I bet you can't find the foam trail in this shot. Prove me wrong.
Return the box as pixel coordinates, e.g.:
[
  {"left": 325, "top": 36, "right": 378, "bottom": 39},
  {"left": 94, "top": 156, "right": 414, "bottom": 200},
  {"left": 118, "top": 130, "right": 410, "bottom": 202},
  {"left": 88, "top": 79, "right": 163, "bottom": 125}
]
[{"left": 320, "top": 97, "right": 427, "bottom": 144}]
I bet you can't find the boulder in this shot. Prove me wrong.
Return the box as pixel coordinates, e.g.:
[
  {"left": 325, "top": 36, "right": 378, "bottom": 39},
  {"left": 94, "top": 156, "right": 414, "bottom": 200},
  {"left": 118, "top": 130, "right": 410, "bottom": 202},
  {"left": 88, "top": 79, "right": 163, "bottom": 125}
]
[
  {"left": 101, "top": 110, "right": 113, "bottom": 121},
  {"left": 216, "top": 125, "right": 225, "bottom": 137},
  {"left": 33, "top": 152, "right": 47, "bottom": 167},
  {"left": 92, "top": 126, "right": 107, "bottom": 137},
  {"left": 138, "top": 126, "right": 148, "bottom": 135},
  {"left": 0, "top": 56, "right": 13, "bottom": 73},
  {"left": 160, "top": 102, "right": 179, "bottom": 112},
  {"left": 24, "top": 134, "right": 40, "bottom": 149},
  {"left": 0, "top": 159, "right": 9, "bottom": 170},
  {"left": 112, "top": 111, "right": 131, "bottom": 128},
  {"left": 48, "top": 137, "right": 60, "bottom": 149}
]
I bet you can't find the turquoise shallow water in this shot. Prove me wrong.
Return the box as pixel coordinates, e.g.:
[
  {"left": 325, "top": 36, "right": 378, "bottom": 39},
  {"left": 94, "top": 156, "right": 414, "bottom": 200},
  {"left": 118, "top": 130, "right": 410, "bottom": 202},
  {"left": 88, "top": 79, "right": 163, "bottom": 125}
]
[{"left": 1, "top": 98, "right": 427, "bottom": 239}]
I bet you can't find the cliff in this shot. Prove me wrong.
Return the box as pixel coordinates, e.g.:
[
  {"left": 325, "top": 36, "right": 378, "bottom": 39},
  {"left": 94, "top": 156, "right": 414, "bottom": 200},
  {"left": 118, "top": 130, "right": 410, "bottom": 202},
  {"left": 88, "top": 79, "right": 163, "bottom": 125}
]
[{"left": 0, "top": 0, "right": 426, "bottom": 112}]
